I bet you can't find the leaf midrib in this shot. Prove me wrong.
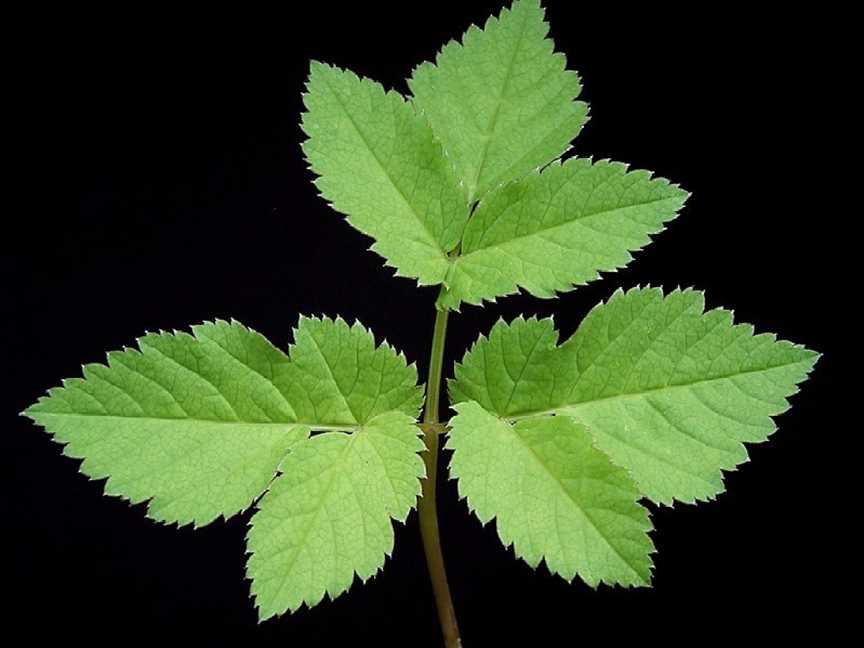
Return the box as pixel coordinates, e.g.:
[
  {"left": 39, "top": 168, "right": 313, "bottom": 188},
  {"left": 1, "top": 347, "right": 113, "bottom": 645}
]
[
  {"left": 468, "top": 2, "right": 530, "bottom": 202},
  {"left": 505, "top": 356, "right": 813, "bottom": 422},
  {"left": 458, "top": 194, "right": 680, "bottom": 261},
  {"left": 29, "top": 412, "right": 355, "bottom": 432}
]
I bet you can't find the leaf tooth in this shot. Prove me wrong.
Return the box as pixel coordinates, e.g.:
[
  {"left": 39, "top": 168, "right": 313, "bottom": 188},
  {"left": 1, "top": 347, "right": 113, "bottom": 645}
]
[{"left": 330, "top": 313, "right": 347, "bottom": 330}]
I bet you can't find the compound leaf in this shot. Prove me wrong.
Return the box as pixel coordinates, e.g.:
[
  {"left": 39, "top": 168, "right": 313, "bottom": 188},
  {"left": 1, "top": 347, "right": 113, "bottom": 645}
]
[
  {"left": 26, "top": 317, "right": 424, "bottom": 528},
  {"left": 450, "top": 288, "right": 819, "bottom": 504},
  {"left": 447, "top": 401, "right": 653, "bottom": 587},
  {"left": 247, "top": 410, "right": 425, "bottom": 619},
  {"left": 437, "top": 158, "right": 687, "bottom": 309},
  {"left": 302, "top": 62, "right": 467, "bottom": 286},
  {"left": 410, "top": 0, "right": 588, "bottom": 203}
]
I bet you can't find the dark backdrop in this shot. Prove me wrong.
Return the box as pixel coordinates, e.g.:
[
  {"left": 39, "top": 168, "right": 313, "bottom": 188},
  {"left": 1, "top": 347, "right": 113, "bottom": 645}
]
[{"left": 4, "top": 2, "right": 842, "bottom": 645}]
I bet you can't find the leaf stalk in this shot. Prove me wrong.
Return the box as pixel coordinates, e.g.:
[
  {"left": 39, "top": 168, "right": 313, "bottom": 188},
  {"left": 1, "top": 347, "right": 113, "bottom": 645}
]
[{"left": 418, "top": 305, "right": 462, "bottom": 648}]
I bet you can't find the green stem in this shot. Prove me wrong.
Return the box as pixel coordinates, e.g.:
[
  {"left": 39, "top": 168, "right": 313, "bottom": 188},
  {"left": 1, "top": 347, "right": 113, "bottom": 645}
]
[
  {"left": 419, "top": 307, "right": 461, "bottom": 648},
  {"left": 423, "top": 308, "right": 449, "bottom": 427}
]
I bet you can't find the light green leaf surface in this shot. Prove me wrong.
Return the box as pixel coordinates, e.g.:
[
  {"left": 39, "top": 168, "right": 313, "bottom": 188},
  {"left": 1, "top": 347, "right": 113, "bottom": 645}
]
[
  {"left": 26, "top": 317, "right": 424, "bottom": 527},
  {"left": 450, "top": 288, "right": 819, "bottom": 504},
  {"left": 302, "top": 62, "right": 467, "bottom": 286},
  {"left": 410, "top": 0, "right": 588, "bottom": 203},
  {"left": 284, "top": 315, "right": 424, "bottom": 425},
  {"left": 447, "top": 401, "right": 653, "bottom": 587},
  {"left": 26, "top": 321, "right": 309, "bottom": 527},
  {"left": 449, "top": 314, "right": 576, "bottom": 415},
  {"left": 437, "top": 159, "right": 687, "bottom": 309},
  {"left": 247, "top": 411, "right": 425, "bottom": 618}
]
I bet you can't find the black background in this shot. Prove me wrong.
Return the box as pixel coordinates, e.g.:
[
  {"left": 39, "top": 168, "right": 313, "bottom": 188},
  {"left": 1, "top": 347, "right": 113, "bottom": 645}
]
[{"left": 4, "top": 2, "right": 843, "bottom": 645}]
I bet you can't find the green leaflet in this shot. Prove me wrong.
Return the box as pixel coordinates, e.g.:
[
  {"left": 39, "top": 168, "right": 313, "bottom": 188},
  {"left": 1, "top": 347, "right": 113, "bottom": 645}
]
[
  {"left": 447, "top": 402, "right": 653, "bottom": 587},
  {"left": 247, "top": 411, "right": 425, "bottom": 618},
  {"left": 284, "top": 315, "right": 424, "bottom": 424},
  {"left": 410, "top": 0, "right": 588, "bottom": 203},
  {"left": 26, "top": 320, "right": 307, "bottom": 527},
  {"left": 302, "top": 62, "right": 467, "bottom": 286},
  {"left": 450, "top": 288, "right": 819, "bottom": 504},
  {"left": 437, "top": 159, "right": 688, "bottom": 309},
  {"left": 449, "top": 314, "right": 575, "bottom": 416}
]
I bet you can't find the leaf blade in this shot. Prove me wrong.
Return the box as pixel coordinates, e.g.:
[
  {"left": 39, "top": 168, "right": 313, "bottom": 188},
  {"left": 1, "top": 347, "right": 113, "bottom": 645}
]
[
  {"left": 410, "top": 0, "right": 588, "bottom": 202},
  {"left": 25, "top": 320, "right": 308, "bottom": 527},
  {"left": 447, "top": 401, "right": 653, "bottom": 587},
  {"left": 302, "top": 62, "right": 467, "bottom": 285},
  {"left": 246, "top": 411, "right": 425, "bottom": 619},
  {"left": 438, "top": 158, "right": 688, "bottom": 309},
  {"left": 286, "top": 315, "right": 424, "bottom": 425}
]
